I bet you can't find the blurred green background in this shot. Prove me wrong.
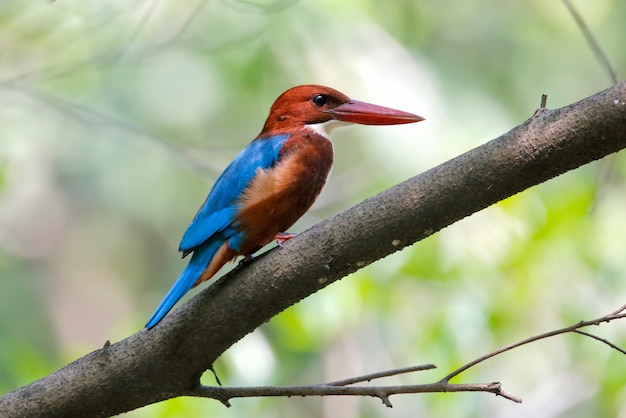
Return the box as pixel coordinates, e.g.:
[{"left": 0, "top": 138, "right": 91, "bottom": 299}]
[{"left": 1, "top": 0, "right": 625, "bottom": 417}]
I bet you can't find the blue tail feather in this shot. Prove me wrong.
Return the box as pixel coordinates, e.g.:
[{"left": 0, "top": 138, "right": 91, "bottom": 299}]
[{"left": 145, "top": 241, "right": 221, "bottom": 329}]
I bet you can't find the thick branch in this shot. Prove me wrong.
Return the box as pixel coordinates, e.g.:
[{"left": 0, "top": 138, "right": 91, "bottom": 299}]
[{"left": 1, "top": 81, "right": 625, "bottom": 417}]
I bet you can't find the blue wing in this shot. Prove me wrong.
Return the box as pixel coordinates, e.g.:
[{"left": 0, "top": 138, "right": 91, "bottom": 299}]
[
  {"left": 179, "top": 134, "right": 290, "bottom": 253},
  {"left": 145, "top": 134, "right": 290, "bottom": 329}
]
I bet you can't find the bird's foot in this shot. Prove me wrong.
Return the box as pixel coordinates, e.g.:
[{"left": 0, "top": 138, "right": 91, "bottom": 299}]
[
  {"left": 275, "top": 232, "right": 297, "bottom": 247},
  {"left": 238, "top": 254, "right": 255, "bottom": 266}
]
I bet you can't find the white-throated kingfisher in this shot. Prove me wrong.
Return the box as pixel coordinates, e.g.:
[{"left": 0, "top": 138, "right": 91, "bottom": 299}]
[{"left": 145, "top": 84, "right": 424, "bottom": 329}]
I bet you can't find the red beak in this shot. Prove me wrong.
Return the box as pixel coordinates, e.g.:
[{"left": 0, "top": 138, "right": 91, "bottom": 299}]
[{"left": 325, "top": 100, "right": 424, "bottom": 125}]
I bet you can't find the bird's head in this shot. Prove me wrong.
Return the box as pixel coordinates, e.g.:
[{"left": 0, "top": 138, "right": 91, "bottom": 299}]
[{"left": 260, "top": 84, "right": 424, "bottom": 137}]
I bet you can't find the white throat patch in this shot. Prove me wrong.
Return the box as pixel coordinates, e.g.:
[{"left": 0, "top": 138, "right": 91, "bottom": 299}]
[{"left": 305, "top": 119, "right": 349, "bottom": 140}]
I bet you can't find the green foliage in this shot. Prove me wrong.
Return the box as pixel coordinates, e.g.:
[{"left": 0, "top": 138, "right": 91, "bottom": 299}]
[{"left": 0, "top": 1, "right": 625, "bottom": 416}]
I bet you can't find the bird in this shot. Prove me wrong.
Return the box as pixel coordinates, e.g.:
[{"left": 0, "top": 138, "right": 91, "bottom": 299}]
[{"left": 145, "top": 84, "right": 424, "bottom": 329}]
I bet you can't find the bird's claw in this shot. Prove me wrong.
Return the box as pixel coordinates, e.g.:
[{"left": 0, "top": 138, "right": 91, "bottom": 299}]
[{"left": 238, "top": 254, "right": 255, "bottom": 266}]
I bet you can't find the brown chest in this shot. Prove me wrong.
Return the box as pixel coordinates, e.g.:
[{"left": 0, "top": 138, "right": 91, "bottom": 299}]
[{"left": 234, "top": 133, "right": 333, "bottom": 253}]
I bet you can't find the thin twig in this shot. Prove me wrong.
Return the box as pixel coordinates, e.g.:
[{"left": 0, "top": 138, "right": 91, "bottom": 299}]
[
  {"left": 608, "top": 303, "right": 626, "bottom": 317},
  {"left": 533, "top": 94, "right": 549, "bottom": 117},
  {"left": 327, "top": 364, "right": 436, "bottom": 386},
  {"left": 574, "top": 330, "right": 626, "bottom": 355},
  {"left": 563, "top": 0, "right": 619, "bottom": 84},
  {"left": 440, "top": 307, "right": 626, "bottom": 383},
  {"left": 188, "top": 380, "right": 521, "bottom": 408},
  {"left": 180, "top": 306, "right": 626, "bottom": 408},
  {"left": 563, "top": 0, "right": 621, "bottom": 213}
]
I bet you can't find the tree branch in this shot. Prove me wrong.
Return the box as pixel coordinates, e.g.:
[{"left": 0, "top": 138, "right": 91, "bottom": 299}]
[
  {"left": 438, "top": 305, "right": 626, "bottom": 384},
  {"left": 1, "top": 81, "right": 625, "bottom": 417},
  {"left": 326, "top": 364, "right": 436, "bottom": 386},
  {"left": 186, "top": 380, "right": 518, "bottom": 408},
  {"left": 180, "top": 305, "right": 626, "bottom": 408}
]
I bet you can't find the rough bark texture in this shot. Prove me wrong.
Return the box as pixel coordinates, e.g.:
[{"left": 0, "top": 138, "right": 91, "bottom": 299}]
[{"left": 1, "top": 81, "right": 625, "bottom": 417}]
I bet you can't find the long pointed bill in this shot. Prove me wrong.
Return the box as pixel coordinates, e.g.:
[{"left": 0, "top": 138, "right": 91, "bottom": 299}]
[{"left": 325, "top": 100, "right": 425, "bottom": 125}]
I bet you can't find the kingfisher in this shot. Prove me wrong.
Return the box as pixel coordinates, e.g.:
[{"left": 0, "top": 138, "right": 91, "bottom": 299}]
[{"left": 145, "top": 84, "right": 424, "bottom": 329}]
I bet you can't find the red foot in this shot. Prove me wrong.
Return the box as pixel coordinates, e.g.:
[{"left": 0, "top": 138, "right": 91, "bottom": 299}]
[{"left": 275, "top": 232, "right": 297, "bottom": 247}]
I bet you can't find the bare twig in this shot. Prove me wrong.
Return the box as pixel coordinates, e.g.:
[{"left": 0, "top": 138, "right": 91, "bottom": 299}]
[
  {"left": 440, "top": 305, "right": 626, "bottom": 383},
  {"left": 562, "top": 0, "right": 621, "bottom": 214},
  {"left": 533, "top": 94, "right": 549, "bottom": 117},
  {"left": 562, "top": 0, "right": 619, "bottom": 84},
  {"left": 571, "top": 304, "right": 626, "bottom": 354},
  {"left": 327, "top": 364, "right": 436, "bottom": 386},
  {"left": 188, "top": 380, "right": 520, "bottom": 408},
  {"left": 178, "top": 306, "right": 625, "bottom": 408},
  {"left": 609, "top": 304, "right": 626, "bottom": 316},
  {"left": 574, "top": 330, "right": 626, "bottom": 355}
]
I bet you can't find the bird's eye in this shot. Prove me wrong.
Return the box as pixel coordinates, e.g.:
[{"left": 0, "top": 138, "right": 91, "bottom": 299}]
[{"left": 312, "top": 94, "right": 328, "bottom": 107}]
